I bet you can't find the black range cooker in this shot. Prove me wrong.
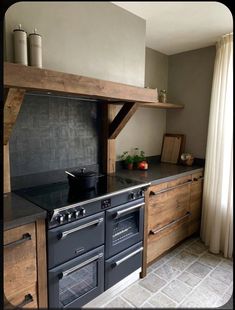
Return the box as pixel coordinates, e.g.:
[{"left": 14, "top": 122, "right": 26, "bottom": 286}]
[{"left": 15, "top": 174, "right": 150, "bottom": 308}]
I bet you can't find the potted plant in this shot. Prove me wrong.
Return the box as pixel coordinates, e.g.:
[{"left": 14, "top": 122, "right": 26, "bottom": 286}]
[
  {"left": 120, "top": 151, "right": 134, "bottom": 170},
  {"left": 133, "top": 148, "right": 146, "bottom": 169}
]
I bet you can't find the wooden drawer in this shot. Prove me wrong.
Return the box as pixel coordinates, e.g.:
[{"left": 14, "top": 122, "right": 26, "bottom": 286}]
[
  {"left": 167, "top": 175, "right": 192, "bottom": 188},
  {"left": 5, "top": 283, "right": 38, "bottom": 309},
  {"left": 147, "top": 215, "right": 190, "bottom": 264},
  {"left": 148, "top": 182, "right": 191, "bottom": 232},
  {"left": 4, "top": 223, "right": 37, "bottom": 297}
]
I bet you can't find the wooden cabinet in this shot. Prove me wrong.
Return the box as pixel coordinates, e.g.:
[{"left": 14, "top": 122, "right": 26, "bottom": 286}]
[
  {"left": 4, "top": 219, "right": 47, "bottom": 309},
  {"left": 141, "top": 170, "right": 204, "bottom": 276}
]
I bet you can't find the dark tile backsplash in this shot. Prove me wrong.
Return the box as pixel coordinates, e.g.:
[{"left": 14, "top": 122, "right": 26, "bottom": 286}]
[{"left": 9, "top": 93, "right": 101, "bottom": 178}]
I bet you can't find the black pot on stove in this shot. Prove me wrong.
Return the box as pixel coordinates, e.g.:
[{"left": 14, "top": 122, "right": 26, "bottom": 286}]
[{"left": 65, "top": 168, "right": 98, "bottom": 190}]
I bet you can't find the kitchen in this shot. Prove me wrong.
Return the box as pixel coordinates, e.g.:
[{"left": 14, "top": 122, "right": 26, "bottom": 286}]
[{"left": 3, "top": 2, "right": 233, "bottom": 309}]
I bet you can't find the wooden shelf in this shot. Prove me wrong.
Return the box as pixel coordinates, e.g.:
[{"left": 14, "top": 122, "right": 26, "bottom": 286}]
[{"left": 139, "top": 102, "right": 184, "bottom": 109}]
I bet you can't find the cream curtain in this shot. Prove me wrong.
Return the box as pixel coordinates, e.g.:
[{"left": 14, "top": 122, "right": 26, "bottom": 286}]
[{"left": 200, "top": 33, "right": 233, "bottom": 258}]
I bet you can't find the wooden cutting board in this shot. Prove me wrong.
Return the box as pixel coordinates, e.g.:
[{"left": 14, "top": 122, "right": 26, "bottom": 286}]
[{"left": 161, "top": 134, "right": 185, "bottom": 164}]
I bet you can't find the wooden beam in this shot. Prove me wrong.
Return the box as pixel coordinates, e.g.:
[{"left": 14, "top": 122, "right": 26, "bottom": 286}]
[
  {"left": 4, "top": 144, "right": 11, "bottom": 193},
  {"left": 4, "top": 62, "right": 158, "bottom": 103},
  {"left": 4, "top": 88, "right": 25, "bottom": 145},
  {"left": 109, "top": 102, "right": 138, "bottom": 139}
]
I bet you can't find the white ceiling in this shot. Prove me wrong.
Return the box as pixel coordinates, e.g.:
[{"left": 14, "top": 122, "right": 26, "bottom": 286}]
[{"left": 112, "top": 2, "right": 233, "bottom": 55}]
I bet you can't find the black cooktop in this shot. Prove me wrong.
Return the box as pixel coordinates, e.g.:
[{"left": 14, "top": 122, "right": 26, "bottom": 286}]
[{"left": 14, "top": 174, "right": 147, "bottom": 212}]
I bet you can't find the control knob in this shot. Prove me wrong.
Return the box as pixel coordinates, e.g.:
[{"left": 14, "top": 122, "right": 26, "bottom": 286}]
[
  {"left": 129, "top": 192, "right": 136, "bottom": 200},
  {"left": 67, "top": 212, "right": 72, "bottom": 221},
  {"left": 74, "top": 210, "right": 80, "bottom": 218},
  {"left": 139, "top": 190, "right": 145, "bottom": 197},
  {"left": 58, "top": 214, "right": 64, "bottom": 224},
  {"left": 80, "top": 207, "right": 86, "bottom": 216}
]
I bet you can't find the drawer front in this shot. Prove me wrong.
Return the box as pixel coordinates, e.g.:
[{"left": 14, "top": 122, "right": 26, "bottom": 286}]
[
  {"left": 148, "top": 183, "right": 190, "bottom": 232},
  {"left": 167, "top": 175, "right": 192, "bottom": 188},
  {"left": 4, "top": 223, "right": 37, "bottom": 296},
  {"left": 105, "top": 242, "right": 143, "bottom": 290},
  {"left": 5, "top": 283, "right": 38, "bottom": 309},
  {"left": 147, "top": 214, "right": 190, "bottom": 264},
  {"left": 48, "top": 212, "right": 105, "bottom": 268}
]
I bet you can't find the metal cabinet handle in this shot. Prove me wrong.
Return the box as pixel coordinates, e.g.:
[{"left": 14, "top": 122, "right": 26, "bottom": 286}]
[
  {"left": 150, "top": 180, "right": 192, "bottom": 196},
  {"left": 14, "top": 294, "right": 34, "bottom": 308},
  {"left": 114, "top": 203, "right": 144, "bottom": 219},
  {"left": 59, "top": 253, "right": 103, "bottom": 279},
  {"left": 112, "top": 247, "right": 143, "bottom": 267},
  {"left": 4, "top": 233, "right": 32, "bottom": 248},
  {"left": 58, "top": 218, "right": 103, "bottom": 239},
  {"left": 193, "top": 176, "right": 204, "bottom": 181},
  {"left": 149, "top": 211, "right": 191, "bottom": 235}
]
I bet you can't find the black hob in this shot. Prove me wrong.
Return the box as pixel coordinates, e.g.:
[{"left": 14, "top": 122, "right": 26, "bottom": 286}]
[{"left": 15, "top": 174, "right": 150, "bottom": 228}]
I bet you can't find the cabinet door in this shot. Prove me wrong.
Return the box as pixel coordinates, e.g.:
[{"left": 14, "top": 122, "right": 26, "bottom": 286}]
[
  {"left": 4, "top": 223, "right": 37, "bottom": 298},
  {"left": 148, "top": 182, "right": 191, "bottom": 233},
  {"left": 4, "top": 283, "right": 38, "bottom": 309},
  {"left": 189, "top": 172, "right": 204, "bottom": 235},
  {"left": 147, "top": 216, "right": 190, "bottom": 264}
]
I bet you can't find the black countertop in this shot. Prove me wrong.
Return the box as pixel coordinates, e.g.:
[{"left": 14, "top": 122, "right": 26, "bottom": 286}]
[
  {"left": 4, "top": 162, "right": 203, "bottom": 230},
  {"left": 4, "top": 192, "right": 47, "bottom": 231},
  {"left": 116, "top": 162, "right": 204, "bottom": 185}
]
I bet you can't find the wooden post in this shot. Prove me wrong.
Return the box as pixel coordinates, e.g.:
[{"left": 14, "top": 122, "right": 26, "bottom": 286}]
[
  {"left": 35, "top": 219, "right": 48, "bottom": 308},
  {"left": 4, "top": 144, "right": 11, "bottom": 193},
  {"left": 140, "top": 187, "right": 150, "bottom": 278},
  {"left": 102, "top": 103, "right": 116, "bottom": 174}
]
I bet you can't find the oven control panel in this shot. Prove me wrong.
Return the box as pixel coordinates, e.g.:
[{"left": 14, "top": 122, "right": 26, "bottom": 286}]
[
  {"left": 48, "top": 186, "right": 148, "bottom": 229},
  {"left": 101, "top": 198, "right": 111, "bottom": 209}
]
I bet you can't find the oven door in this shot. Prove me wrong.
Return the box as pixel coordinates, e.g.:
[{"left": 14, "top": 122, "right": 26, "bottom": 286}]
[
  {"left": 48, "top": 212, "right": 104, "bottom": 268},
  {"left": 105, "top": 198, "right": 144, "bottom": 258},
  {"left": 48, "top": 246, "right": 104, "bottom": 309}
]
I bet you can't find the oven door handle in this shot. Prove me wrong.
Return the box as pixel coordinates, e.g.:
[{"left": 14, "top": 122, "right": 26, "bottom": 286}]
[
  {"left": 114, "top": 203, "right": 144, "bottom": 219},
  {"left": 112, "top": 247, "right": 143, "bottom": 267},
  {"left": 58, "top": 218, "right": 104, "bottom": 240},
  {"left": 59, "top": 252, "right": 103, "bottom": 279}
]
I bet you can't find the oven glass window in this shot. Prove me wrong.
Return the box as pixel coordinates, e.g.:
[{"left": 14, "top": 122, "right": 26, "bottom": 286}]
[
  {"left": 59, "top": 261, "right": 97, "bottom": 307},
  {"left": 112, "top": 211, "right": 139, "bottom": 245}
]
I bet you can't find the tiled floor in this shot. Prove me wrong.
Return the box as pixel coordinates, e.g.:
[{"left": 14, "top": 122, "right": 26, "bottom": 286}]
[{"left": 97, "top": 237, "right": 233, "bottom": 308}]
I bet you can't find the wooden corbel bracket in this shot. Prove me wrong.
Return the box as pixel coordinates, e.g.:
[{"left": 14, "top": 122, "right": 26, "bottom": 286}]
[
  {"left": 4, "top": 87, "right": 26, "bottom": 145},
  {"left": 109, "top": 102, "right": 138, "bottom": 139}
]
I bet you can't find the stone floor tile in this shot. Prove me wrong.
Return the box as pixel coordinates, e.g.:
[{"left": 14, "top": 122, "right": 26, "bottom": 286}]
[
  {"left": 199, "top": 276, "right": 230, "bottom": 295},
  {"left": 177, "top": 271, "right": 202, "bottom": 287},
  {"left": 121, "top": 284, "right": 151, "bottom": 307},
  {"left": 167, "top": 257, "right": 189, "bottom": 271},
  {"left": 149, "top": 257, "right": 167, "bottom": 271},
  {"left": 140, "top": 301, "right": 155, "bottom": 308},
  {"left": 198, "top": 252, "right": 222, "bottom": 268},
  {"left": 139, "top": 273, "right": 167, "bottom": 293},
  {"left": 104, "top": 296, "right": 134, "bottom": 308},
  {"left": 180, "top": 285, "right": 220, "bottom": 308},
  {"left": 185, "top": 240, "right": 207, "bottom": 255},
  {"left": 186, "top": 261, "right": 212, "bottom": 278},
  {"left": 162, "top": 279, "right": 191, "bottom": 303},
  {"left": 154, "top": 263, "right": 181, "bottom": 282},
  {"left": 218, "top": 259, "right": 234, "bottom": 271},
  {"left": 211, "top": 293, "right": 232, "bottom": 308},
  {"left": 210, "top": 265, "right": 233, "bottom": 285},
  {"left": 175, "top": 250, "right": 198, "bottom": 264},
  {"left": 148, "top": 292, "right": 177, "bottom": 308},
  {"left": 225, "top": 284, "right": 233, "bottom": 296}
]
